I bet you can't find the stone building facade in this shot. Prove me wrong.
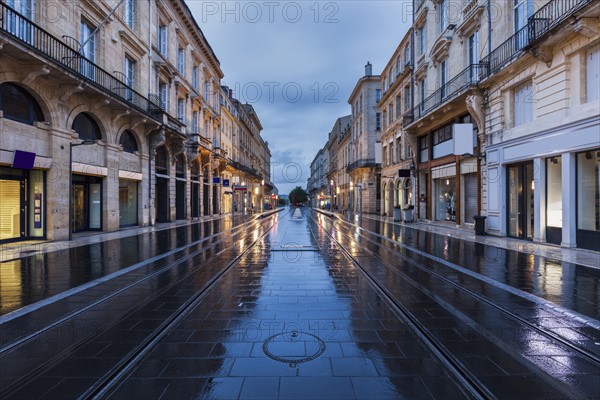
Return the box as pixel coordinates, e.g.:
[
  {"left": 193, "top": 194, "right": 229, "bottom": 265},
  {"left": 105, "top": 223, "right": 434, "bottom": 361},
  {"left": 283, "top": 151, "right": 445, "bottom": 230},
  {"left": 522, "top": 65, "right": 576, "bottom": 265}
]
[
  {"left": 326, "top": 115, "right": 352, "bottom": 211},
  {"left": 347, "top": 64, "right": 382, "bottom": 215},
  {"left": 309, "top": 0, "right": 598, "bottom": 251},
  {"left": 0, "top": 0, "right": 271, "bottom": 243},
  {"left": 403, "top": 0, "right": 489, "bottom": 227},
  {"left": 481, "top": 0, "right": 599, "bottom": 250},
  {"left": 379, "top": 30, "right": 415, "bottom": 218}
]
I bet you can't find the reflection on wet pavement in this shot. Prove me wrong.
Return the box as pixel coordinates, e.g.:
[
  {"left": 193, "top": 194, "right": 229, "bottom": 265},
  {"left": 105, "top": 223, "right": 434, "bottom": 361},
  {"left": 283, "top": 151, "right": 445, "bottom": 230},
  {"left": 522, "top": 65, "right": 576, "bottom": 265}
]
[
  {"left": 349, "top": 215, "right": 600, "bottom": 321},
  {"left": 109, "top": 209, "right": 467, "bottom": 399},
  {"left": 0, "top": 217, "right": 240, "bottom": 316}
]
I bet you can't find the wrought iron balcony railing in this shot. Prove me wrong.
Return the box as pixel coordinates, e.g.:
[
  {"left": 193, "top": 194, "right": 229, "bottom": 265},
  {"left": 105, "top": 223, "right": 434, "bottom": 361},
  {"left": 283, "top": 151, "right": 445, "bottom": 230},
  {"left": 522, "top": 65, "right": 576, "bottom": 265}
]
[
  {"left": 346, "top": 159, "right": 380, "bottom": 173},
  {"left": 0, "top": 2, "right": 161, "bottom": 120},
  {"left": 411, "top": 63, "right": 487, "bottom": 122},
  {"left": 408, "top": 0, "right": 592, "bottom": 126},
  {"left": 481, "top": 0, "right": 592, "bottom": 75}
]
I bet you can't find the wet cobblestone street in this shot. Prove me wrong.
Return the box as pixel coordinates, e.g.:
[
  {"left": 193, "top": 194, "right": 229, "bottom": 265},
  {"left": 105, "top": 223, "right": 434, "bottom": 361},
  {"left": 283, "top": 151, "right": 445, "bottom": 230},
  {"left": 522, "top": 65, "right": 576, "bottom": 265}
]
[{"left": 0, "top": 208, "right": 599, "bottom": 399}]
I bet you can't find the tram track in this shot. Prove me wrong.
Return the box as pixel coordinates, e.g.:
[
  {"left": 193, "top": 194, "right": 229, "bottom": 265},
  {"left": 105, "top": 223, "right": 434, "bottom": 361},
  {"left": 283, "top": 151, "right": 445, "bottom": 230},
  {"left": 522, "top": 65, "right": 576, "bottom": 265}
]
[
  {"left": 317, "top": 211, "right": 600, "bottom": 362},
  {"left": 0, "top": 214, "right": 272, "bottom": 355},
  {"left": 310, "top": 210, "right": 598, "bottom": 400},
  {"left": 308, "top": 212, "right": 492, "bottom": 400},
  {"left": 82, "top": 209, "right": 286, "bottom": 400},
  {"left": 0, "top": 210, "right": 285, "bottom": 400}
]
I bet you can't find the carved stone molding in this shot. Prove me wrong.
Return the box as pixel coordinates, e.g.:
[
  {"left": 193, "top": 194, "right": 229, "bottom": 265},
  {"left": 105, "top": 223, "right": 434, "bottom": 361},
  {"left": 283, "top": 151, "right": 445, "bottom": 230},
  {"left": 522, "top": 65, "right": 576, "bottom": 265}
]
[
  {"left": 112, "top": 109, "right": 131, "bottom": 121},
  {"left": 22, "top": 66, "right": 50, "bottom": 86},
  {"left": 60, "top": 83, "right": 84, "bottom": 102},
  {"left": 170, "top": 138, "right": 185, "bottom": 162},
  {"left": 572, "top": 17, "right": 599, "bottom": 38},
  {"left": 92, "top": 99, "right": 110, "bottom": 113},
  {"left": 530, "top": 46, "right": 553, "bottom": 67},
  {"left": 186, "top": 142, "right": 199, "bottom": 165},
  {"left": 465, "top": 93, "right": 485, "bottom": 135},
  {"left": 129, "top": 118, "right": 147, "bottom": 132},
  {"left": 149, "top": 128, "right": 166, "bottom": 158}
]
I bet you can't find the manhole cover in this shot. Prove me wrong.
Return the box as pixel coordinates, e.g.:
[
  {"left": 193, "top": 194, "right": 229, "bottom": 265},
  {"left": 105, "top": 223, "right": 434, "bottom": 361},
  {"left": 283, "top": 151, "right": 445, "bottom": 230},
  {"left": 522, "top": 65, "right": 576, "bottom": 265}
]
[{"left": 263, "top": 330, "right": 326, "bottom": 367}]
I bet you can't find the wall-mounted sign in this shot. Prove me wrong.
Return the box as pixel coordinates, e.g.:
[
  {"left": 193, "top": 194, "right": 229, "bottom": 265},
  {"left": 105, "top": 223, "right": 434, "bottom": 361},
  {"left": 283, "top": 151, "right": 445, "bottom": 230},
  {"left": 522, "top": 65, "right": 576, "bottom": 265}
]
[
  {"left": 12, "top": 150, "right": 36, "bottom": 170},
  {"left": 234, "top": 186, "right": 248, "bottom": 191},
  {"left": 213, "top": 177, "right": 221, "bottom": 184},
  {"left": 223, "top": 179, "right": 230, "bottom": 187},
  {"left": 34, "top": 193, "right": 42, "bottom": 228},
  {"left": 398, "top": 169, "right": 411, "bottom": 177}
]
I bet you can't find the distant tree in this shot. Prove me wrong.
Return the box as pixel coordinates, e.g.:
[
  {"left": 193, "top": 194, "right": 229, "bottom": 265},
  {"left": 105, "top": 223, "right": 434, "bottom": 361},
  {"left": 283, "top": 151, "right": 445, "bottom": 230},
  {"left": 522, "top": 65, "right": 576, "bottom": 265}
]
[
  {"left": 289, "top": 186, "right": 308, "bottom": 205},
  {"left": 278, "top": 198, "right": 287, "bottom": 207}
]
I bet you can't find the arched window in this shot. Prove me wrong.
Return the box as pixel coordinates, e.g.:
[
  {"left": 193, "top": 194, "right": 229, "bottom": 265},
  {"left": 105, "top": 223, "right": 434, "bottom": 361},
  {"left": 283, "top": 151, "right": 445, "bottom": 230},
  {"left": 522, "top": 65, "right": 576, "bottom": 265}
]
[
  {"left": 72, "top": 113, "right": 102, "bottom": 141},
  {"left": 176, "top": 155, "right": 186, "bottom": 178},
  {"left": 119, "top": 130, "right": 138, "bottom": 153},
  {"left": 0, "top": 82, "right": 44, "bottom": 125},
  {"left": 155, "top": 146, "right": 168, "bottom": 174}
]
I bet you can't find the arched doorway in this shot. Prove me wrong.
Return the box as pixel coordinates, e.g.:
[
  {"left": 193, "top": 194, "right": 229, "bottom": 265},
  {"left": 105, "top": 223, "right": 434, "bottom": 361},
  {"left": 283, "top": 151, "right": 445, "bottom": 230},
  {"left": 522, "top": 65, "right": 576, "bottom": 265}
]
[
  {"left": 404, "top": 178, "right": 412, "bottom": 207},
  {"left": 155, "top": 146, "right": 169, "bottom": 223},
  {"left": 118, "top": 130, "right": 139, "bottom": 227},
  {"left": 397, "top": 180, "right": 403, "bottom": 208},
  {"left": 71, "top": 112, "right": 102, "bottom": 233},
  {"left": 0, "top": 82, "right": 46, "bottom": 242}
]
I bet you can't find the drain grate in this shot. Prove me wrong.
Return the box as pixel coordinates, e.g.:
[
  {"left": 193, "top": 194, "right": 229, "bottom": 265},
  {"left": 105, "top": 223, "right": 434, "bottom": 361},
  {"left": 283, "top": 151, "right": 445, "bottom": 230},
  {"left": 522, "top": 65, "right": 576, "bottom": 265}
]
[{"left": 263, "top": 330, "right": 326, "bottom": 367}]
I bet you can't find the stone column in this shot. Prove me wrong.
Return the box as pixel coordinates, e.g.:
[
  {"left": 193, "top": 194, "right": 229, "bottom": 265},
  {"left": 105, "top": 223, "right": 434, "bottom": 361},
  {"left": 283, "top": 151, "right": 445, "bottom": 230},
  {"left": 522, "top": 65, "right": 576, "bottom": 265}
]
[
  {"left": 140, "top": 153, "right": 150, "bottom": 226},
  {"left": 104, "top": 143, "right": 121, "bottom": 231},
  {"left": 48, "top": 128, "right": 73, "bottom": 241},
  {"left": 561, "top": 152, "right": 577, "bottom": 247},
  {"left": 533, "top": 157, "right": 546, "bottom": 243}
]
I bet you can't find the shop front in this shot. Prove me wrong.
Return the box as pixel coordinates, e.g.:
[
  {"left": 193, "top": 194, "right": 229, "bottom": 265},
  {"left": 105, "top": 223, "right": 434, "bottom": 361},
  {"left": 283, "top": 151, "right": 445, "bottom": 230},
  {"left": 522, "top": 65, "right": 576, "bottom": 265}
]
[
  {"left": 71, "top": 174, "right": 102, "bottom": 233},
  {"left": 0, "top": 165, "right": 45, "bottom": 243},
  {"left": 506, "top": 161, "right": 534, "bottom": 241},
  {"left": 434, "top": 175, "right": 456, "bottom": 222},
  {"left": 576, "top": 149, "right": 599, "bottom": 251},
  {"left": 119, "top": 179, "right": 138, "bottom": 227}
]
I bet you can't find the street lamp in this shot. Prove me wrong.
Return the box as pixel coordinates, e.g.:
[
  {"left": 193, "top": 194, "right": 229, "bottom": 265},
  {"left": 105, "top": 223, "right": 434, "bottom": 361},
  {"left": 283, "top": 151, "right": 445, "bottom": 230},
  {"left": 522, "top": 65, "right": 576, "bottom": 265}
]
[{"left": 69, "top": 139, "right": 96, "bottom": 241}]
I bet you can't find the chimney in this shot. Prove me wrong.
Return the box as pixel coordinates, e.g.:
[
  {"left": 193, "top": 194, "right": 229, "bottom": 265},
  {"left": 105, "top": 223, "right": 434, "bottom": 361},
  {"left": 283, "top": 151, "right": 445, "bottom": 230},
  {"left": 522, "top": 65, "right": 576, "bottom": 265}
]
[
  {"left": 228, "top": 89, "right": 233, "bottom": 99},
  {"left": 365, "top": 62, "right": 372, "bottom": 77}
]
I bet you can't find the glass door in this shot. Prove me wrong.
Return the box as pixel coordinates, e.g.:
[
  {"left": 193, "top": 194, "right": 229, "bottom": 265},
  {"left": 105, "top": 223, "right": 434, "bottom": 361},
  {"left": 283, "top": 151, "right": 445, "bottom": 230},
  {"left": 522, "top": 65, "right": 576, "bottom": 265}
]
[
  {"left": 89, "top": 182, "right": 101, "bottom": 229},
  {"left": 507, "top": 162, "right": 534, "bottom": 239},
  {"left": 577, "top": 150, "right": 600, "bottom": 251},
  {"left": 72, "top": 183, "right": 86, "bottom": 232},
  {"left": 72, "top": 176, "right": 102, "bottom": 232}
]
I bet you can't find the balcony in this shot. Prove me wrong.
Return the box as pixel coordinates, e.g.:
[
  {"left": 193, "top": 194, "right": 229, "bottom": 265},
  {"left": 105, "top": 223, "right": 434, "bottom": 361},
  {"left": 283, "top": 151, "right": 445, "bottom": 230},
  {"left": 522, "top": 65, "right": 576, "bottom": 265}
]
[
  {"left": 408, "top": 0, "right": 594, "bottom": 126},
  {"left": 0, "top": 2, "right": 161, "bottom": 120},
  {"left": 480, "top": 0, "right": 594, "bottom": 76},
  {"left": 410, "top": 63, "right": 487, "bottom": 123},
  {"left": 346, "top": 159, "right": 380, "bottom": 173},
  {"left": 229, "top": 161, "right": 262, "bottom": 181}
]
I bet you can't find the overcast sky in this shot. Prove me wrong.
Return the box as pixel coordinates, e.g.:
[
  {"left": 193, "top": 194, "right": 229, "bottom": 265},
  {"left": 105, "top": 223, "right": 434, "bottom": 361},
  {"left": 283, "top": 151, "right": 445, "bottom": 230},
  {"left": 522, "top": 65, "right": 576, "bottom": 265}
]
[{"left": 187, "top": 1, "right": 413, "bottom": 194}]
